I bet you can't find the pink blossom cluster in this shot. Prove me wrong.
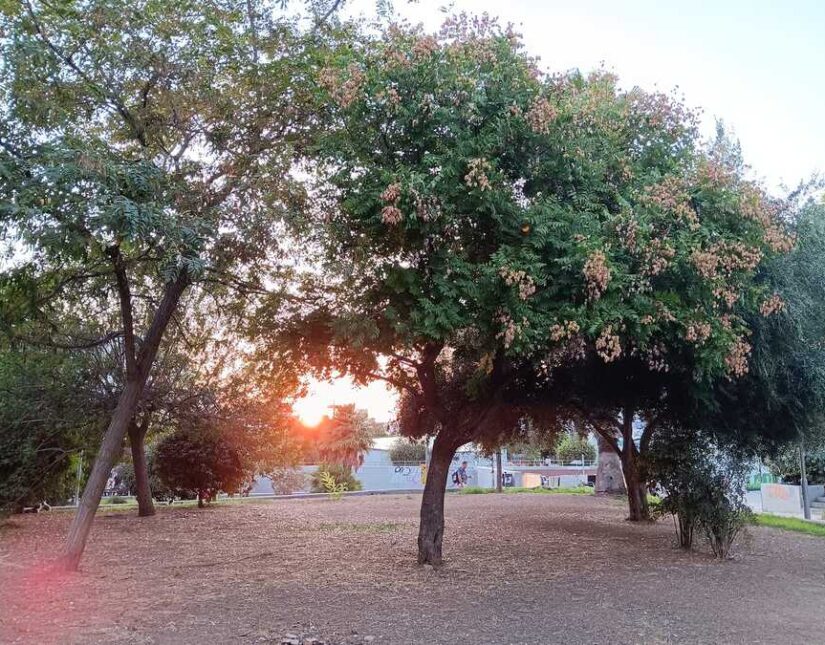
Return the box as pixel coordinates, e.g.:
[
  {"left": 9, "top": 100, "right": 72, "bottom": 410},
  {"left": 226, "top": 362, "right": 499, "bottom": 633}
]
[
  {"left": 654, "top": 302, "right": 677, "bottom": 323},
  {"left": 724, "top": 337, "right": 752, "bottom": 377},
  {"left": 465, "top": 157, "right": 492, "bottom": 191},
  {"left": 583, "top": 250, "right": 611, "bottom": 300},
  {"left": 713, "top": 286, "right": 739, "bottom": 309},
  {"left": 380, "top": 182, "right": 403, "bottom": 225},
  {"left": 737, "top": 185, "right": 795, "bottom": 252},
  {"left": 549, "top": 320, "right": 580, "bottom": 342},
  {"left": 642, "top": 176, "right": 698, "bottom": 229},
  {"left": 525, "top": 96, "right": 557, "bottom": 134},
  {"left": 595, "top": 326, "right": 622, "bottom": 363},
  {"left": 763, "top": 225, "right": 795, "bottom": 253},
  {"left": 496, "top": 312, "right": 528, "bottom": 349},
  {"left": 759, "top": 293, "right": 785, "bottom": 317},
  {"left": 691, "top": 241, "right": 762, "bottom": 280},
  {"left": 375, "top": 86, "right": 401, "bottom": 107},
  {"left": 499, "top": 266, "right": 536, "bottom": 300},
  {"left": 318, "top": 63, "right": 365, "bottom": 109},
  {"left": 411, "top": 190, "right": 441, "bottom": 222},
  {"left": 412, "top": 35, "right": 439, "bottom": 60},
  {"left": 698, "top": 159, "right": 735, "bottom": 186},
  {"left": 684, "top": 321, "right": 712, "bottom": 344},
  {"left": 616, "top": 217, "right": 638, "bottom": 251},
  {"left": 644, "top": 343, "right": 670, "bottom": 372},
  {"left": 644, "top": 239, "right": 676, "bottom": 276}
]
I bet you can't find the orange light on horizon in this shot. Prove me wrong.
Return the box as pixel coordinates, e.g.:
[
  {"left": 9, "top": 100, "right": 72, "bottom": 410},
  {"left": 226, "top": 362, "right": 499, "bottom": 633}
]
[
  {"left": 292, "top": 395, "right": 328, "bottom": 427},
  {"left": 291, "top": 376, "right": 397, "bottom": 427}
]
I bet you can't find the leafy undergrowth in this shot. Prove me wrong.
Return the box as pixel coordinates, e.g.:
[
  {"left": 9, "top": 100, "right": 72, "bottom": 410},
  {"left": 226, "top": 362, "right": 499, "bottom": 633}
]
[
  {"left": 460, "top": 486, "right": 593, "bottom": 495},
  {"left": 753, "top": 513, "right": 825, "bottom": 537}
]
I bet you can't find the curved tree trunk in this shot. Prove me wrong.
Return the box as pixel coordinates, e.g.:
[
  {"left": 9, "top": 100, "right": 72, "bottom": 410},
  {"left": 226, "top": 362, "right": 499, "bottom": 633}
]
[
  {"left": 417, "top": 431, "right": 460, "bottom": 566},
  {"left": 61, "top": 379, "right": 144, "bottom": 570},
  {"left": 128, "top": 418, "right": 155, "bottom": 517},
  {"left": 61, "top": 275, "right": 187, "bottom": 571}
]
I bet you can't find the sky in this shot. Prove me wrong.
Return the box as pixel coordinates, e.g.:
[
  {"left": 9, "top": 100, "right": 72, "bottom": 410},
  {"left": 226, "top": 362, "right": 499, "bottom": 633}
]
[{"left": 294, "top": 0, "right": 825, "bottom": 424}]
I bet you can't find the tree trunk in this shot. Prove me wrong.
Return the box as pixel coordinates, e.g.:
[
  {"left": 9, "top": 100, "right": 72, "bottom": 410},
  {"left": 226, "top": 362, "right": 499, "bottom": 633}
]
[
  {"left": 61, "top": 275, "right": 188, "bottom": 571},
  {"left": 595, "top": 433, "right": 625, "bottom": 495},
  {"left": 197, "top": 491, "right": 204, "bottom": 509},
  {"left": 621, "top": 447, "right": 649, "bottom": 521},
  {"left": 61, "top": 378, "right": 144, "bottom": 570},
  {"left": 417, "top": 431, "right": 459, "bottom": 566},
  {"left": 619, "top": 403, "right": 649, "bottom": 521},
  {"left": 128, "top": 419, "right": 154, "bottom": 517}
]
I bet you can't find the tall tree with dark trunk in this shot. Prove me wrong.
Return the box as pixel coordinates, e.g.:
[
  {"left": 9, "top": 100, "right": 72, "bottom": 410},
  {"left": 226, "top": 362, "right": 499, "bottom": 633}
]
[
  {"left": 0, "top": 0, "right": 329, "bottom": 569},
  {"left": 256, "top": 18, "right": 552, "bottom": 565},
  {"left": 258, "top": 16, "right": 798, "bottom": 558}
]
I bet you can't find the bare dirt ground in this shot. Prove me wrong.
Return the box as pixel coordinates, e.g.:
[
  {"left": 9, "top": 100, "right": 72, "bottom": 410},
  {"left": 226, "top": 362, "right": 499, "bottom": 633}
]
[{"left": 1, "top": 493, "right": 824, "bottom": 645}]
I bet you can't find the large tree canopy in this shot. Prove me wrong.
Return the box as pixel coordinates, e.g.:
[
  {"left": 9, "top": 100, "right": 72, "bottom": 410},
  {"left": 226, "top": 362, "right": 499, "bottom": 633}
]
[
  {"left": 0, "top": 0, "right": 334, "bottom": 568},
  {"left": 262, "top": 15, "right": 797, "bottom": 557}
]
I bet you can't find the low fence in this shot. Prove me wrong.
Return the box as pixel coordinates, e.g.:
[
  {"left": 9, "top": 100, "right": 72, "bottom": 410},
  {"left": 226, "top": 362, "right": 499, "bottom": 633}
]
[{"left": 505, "top": 458, "right": 597, "bottom": 468}]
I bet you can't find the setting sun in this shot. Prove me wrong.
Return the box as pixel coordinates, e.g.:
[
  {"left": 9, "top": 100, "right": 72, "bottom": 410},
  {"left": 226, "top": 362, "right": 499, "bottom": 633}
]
[
  {"left": 291, "top": 376, "right": 397, "bottom": 427},
  {"left": 292, "top": 396, "right": 328, "bottom": 427}
]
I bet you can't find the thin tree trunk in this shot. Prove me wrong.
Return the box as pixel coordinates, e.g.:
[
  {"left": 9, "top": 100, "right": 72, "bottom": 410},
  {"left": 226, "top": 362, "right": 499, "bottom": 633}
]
[
  {"left": 417, "top": 431, "right": 459, "bottom": 566},
  {"left": 61, "top": 379, "right": 144, "bottom": 569},
  {"left": 128, "top": 419, "right": 154, "bottom": 517},
  {"left": 61, "top": 275, "right": 188, "bottom": 571},
  {"left": 495, "top": 449, "right": 502, "bottom": 493}
]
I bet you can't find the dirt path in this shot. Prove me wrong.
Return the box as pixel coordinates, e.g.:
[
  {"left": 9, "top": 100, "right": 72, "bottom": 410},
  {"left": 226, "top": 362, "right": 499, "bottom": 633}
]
[{"left": 1, "top": 493, "right": 824, "bottom": 644}]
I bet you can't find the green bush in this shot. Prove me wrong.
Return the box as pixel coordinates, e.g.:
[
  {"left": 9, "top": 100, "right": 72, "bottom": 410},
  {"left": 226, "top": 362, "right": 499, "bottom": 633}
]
[
  {"left": 154, "top": 423, "right": 250, "bottom": 507},
  {"left": 106, "top": 496, "right": 129, "bottom": 505},
  {"left": 648, "top": 428, "right": 752, "bottom": 557},
  {"left": 310, "top": 464, "right": 362, "bottom": 494},
  {"left": 267, "top": 467, "right": 307, "bottom": 495},
  {"left": 388, "top": 440, "right": 426, "bottom": 465},
  {"left": 554, "top": 434, "right": 596, "bottom": 463}
]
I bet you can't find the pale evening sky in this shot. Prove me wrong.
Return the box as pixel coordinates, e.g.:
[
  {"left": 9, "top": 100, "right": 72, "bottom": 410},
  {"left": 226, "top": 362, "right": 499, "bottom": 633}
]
[{"left": 295, "top": 0, "right": 825, "bottom": 425}]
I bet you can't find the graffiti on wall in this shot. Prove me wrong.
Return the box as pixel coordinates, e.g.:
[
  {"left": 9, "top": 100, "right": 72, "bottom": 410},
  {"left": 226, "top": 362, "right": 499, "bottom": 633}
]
[{"left": 390, "top": 465, "right": 424, "bottom": 487}]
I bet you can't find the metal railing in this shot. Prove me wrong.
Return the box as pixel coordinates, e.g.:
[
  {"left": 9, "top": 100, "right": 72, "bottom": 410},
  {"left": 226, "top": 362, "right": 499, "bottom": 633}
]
[{"left": 504, "top": 458, "right": 597, "bottom": 468}]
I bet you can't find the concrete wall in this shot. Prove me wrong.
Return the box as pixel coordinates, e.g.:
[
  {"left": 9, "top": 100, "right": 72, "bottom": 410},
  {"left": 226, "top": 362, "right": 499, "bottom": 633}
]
[
  {"left": 476, "top": 465, "right": 594, "bottom": 489},
  {"left": 248, "top": 447, "right": 481, "bottom": 495},
  {"left": 761, "top": 483, "right": 825, "bottom": 514}
]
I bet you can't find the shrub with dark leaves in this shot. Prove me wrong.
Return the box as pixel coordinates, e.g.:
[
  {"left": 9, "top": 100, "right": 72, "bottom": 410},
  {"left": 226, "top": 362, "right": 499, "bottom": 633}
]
[{"left": 648, "top": 427, "right": 751, "bottom": 557}]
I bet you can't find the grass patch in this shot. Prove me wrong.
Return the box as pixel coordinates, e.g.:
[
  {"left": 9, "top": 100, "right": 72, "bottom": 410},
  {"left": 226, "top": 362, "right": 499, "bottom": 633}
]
[
  {"left": 316, "top": 521, "right": 400, "bottom": 533},
  {"left": 752, "top": 513, "right": 825, "bottom": 537},
  {"left": 459, "top": 486, "right": 593, "bottom": 496}
]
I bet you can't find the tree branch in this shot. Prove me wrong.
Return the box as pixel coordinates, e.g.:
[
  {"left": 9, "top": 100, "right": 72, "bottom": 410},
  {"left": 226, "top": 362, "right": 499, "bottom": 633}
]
[
  {"left": 23, "top": 0, "right": 147, "bottom": 146},
  {"left": 106, "top": 245, "right": 137, "bottom": 379},
  {"left": 314, "top": 0, "right": 344, "bottom": 29},
  {"left": 19, "top": 331, "right": 123, "bottom": 350}
]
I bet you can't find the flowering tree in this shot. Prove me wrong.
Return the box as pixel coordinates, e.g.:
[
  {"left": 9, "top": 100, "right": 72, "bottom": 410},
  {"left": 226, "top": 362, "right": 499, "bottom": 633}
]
[
  {"left": 267, "top": 17, "right": 552, "bottom": 565},
  {"left": 696, "top": 198, "right": 825, "bottom": 458},
  {"left": 265, "top": 16, "right": 796, "bottom": 561},
  {"left": 515, "top": 122, "right": 801, "bottom": 520}
]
